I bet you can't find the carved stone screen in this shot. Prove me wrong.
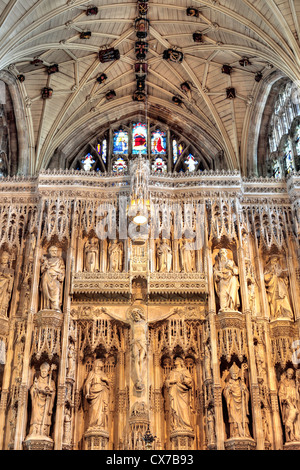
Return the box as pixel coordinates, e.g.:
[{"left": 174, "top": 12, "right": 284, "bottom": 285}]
[{"left": 0, "top": 0, "right": 299, "bottom": 454}]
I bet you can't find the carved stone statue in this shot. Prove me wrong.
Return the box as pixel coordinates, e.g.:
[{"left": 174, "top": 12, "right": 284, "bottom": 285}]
[
  {"left": 0, "top": 251, "right": 14, "bottom": 317},
  {"left": 245, "top": 258, "right": 256, "bottom": 312},
  {"left": 129, "top": 308, "right": 147, "bottom": 391},
  {"left": 214, "top": 248, "right": 240, "bottom": 311},
  {"left": 63, "top": 408, "right": 72, "bottom": 445},
  {"left": 165, "top": 357, "right": 193, "bottom": 432},
  {"left": 84, "top": 359, "right": 110, "bottom": 431},
  {"left": 180, "top": 239, "right": 195, "bottom": 273},
  {"left": 222, "top": 363, "right": 250, "bottom": 439},
  {"left": 108, "top": 239, "right": 123, "bottom": 272},
  {"left": 157, "top": 239, "right": 172, "bottom": 273},
  {"left": 67, "top": 342, "right": 76, "bottom": 379},
  {"left": 28, "top": 362, "right": 56, "bottom": 438},
  {"left": 207, "top": 408, "right": 216, "bottom": 446},
  {"left": 204, "top": 343, "right": 212, "bottom": 380},
  {"left": 40, "top": 246, "right": 65, "bottom": 311},
  {"left": 84, "top": 239, "right": 99, "bottom": 273},
  {"left": 264, "top": 255, "right": 294, "bottom": 321},
  {"left": 278, "top": 368, "right": 300, "bottom": 442}
]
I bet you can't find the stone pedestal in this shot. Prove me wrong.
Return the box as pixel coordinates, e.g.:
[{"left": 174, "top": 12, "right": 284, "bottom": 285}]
[
  {"left": 84, "top": 427, "right": 109, "bottom": 450},
  {"left": 283, "top": 441, "right": 300, "bottom": 450},
  {"left": 170, "top": 430, "right": 195, "bottom": 450},
  {"left": 224, "top": 437, "right": 256, "bottom": 450},
  {"left": 127, "top": 401, "right": 149, "bottom": 450},
  {"left": 23, "top": 434, "right": 54, "bottom": 451}
]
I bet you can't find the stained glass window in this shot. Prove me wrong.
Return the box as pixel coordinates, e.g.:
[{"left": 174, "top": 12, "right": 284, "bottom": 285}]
[
  {"left": 151, "top": 130, "right": 166, "bottom": 154},
  {"left": 173, "top": 139, "right": 178, "bottom": 164},
  {"left": 295, "top": 125, "right": 300, "bottom": 155},
  {"left": 132, "top": 122, "right": 147, "bottom": 154},
  {"left": 284, "top": 149, "right": 294, "bottom": 174},
  {"left": 113, "top": 157, "right": 128, "bottom": 174},
  {"left": 273, "top": 161, "right": 281, "bottom": 178},
  {"left": 81, "top": 153, "right": 95, "bottom": 171},
  {"left": 152, "top": 157, "right": 167, "bottom": 174},
  {"left": 179, "top": 143, "right": 184, "bottom": 156},
  {"left": 113, "top": 130, "right": 129, "bottom": 154},
  {"left": 102, "top": 139, "right": 107, "bottom": 163},
  {"left": 185, "top": 154, "right": 199, "bottom": 172}
]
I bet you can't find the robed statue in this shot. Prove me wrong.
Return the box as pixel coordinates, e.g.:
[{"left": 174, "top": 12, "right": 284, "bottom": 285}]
[
  {"left": 264, "top": 255, "right": 294, "bottom": 321},
  {"left": 165, "top": 357, "right": 194, "bottom": 432},
  {"left": 84, "top": 239, "right": 99, "bottom": 273},
  {"left": 222, "top": 362, "right": 250, "bottom": 438},
  {"left": 40, "top": 246, "right": 65, "bottom": 311},
  {"left": 84, "top": 359, "right": 110, "bottom": 431},
  {"left": 28, "top": 362, "right": 56, "bottom": 438},
  {"left": 180, "top": 239, "right": 196, "bottom": 273},
  {"left": 0, "top": 251, "right": 14, "bottom": 317},
  {"left": 157, "top": 239, "right": 172, "bottom": 273},
  {"left": 214, "top": 248, "right": 240, "bottom": 311},
  {"left": 278, "top": 368, "right": 300, "bottom": 442},
  {"left": 108, "top": 240, "right": 123, "bottom": 272}
]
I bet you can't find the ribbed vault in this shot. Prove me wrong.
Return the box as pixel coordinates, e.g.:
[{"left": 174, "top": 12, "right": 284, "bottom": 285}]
[{"left": 0, "top": 0, "right": 299, "bottom": 175}]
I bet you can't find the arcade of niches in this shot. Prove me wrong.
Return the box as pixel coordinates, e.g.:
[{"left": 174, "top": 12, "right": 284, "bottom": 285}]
[{"left": 0, "top": 0, "right": 300, "bottom": 453}]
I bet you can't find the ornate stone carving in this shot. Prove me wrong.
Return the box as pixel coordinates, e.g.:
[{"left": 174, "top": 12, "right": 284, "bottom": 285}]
[
  {"left": 157, "top": 238, "right": 172, "bottom": 273},
  {"left": 264, "top": 255, "right": 294, "bottom": 321},
  {"left": 25, "top": 362, "right": 56, "bottom": 443},
  {"left": 222, "top": 363, "right": 251, "bottom": 439},
  {"left": 0, "top": 251, "right": 14, "bottom": 317},
  {"left": 213, "top": 248, "right": 240, "bottom": 312},
  {"left": 128, "top": 307, "right": 148, "bottom": 392},
  {"left": 164, "top": 357, "right": 194, "bottom": 433},
  {"left": 84, "top": 359, "right": 110, "bottom": 432},
  {"left": 40, "top": 246, "right": 65, "bottom": 312},
  {"left": 278, "top": 369, "right": 300, "bottom": 443},
  {"left": 108, "top": 239, "right": 123, "bottom": 272},
  {"left": 179, "top": 239, "right": 196, "bottom": 273},
  {"left": 0, "top": 167, "right": 299, "bottom": 451},
  {"left": 84, "top": 239, "right": 99, "bottom": 273}
]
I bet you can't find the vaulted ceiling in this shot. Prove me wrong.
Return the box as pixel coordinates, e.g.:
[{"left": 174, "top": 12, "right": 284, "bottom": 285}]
[{"left": 0, "top": 0, "right": 299, "bottom": 176}]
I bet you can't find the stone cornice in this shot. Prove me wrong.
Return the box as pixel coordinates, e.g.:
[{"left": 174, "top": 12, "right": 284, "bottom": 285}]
[{"left": 0, "top": 170, "right": 294, "bottom": 204}]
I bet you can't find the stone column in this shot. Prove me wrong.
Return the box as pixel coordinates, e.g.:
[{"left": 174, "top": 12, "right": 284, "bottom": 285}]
[
  {"left": 152, "top": 350, "right": 163, "bottom": 448},
  {"left": 0, "top": 237, "right": 25, "bottom": 449},
  {"left": 251, "top": 215, "right": 283, "bottom": 450},
  {"left": 14, "top": 202, "right": 45, "bottom": 450},
  {"left": 53, "top": 206, "right": 77, "bottom": 450},
  {"left": 116, "top": 349, "right": 127, "bottom": 449},
  {"left": 236, "top": 207, "right": 264, "bottom": 450},
  {"left": 204, "top": 211, "right": 225, "bottom": 450}
]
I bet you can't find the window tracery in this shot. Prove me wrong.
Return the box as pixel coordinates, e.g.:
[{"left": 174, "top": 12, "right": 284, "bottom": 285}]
[
  {"left": 267, "top": 81, "right": 300, "bottom": 177},
  {"left": 69, "top": 120, "right": 210, "bottom": 174}
]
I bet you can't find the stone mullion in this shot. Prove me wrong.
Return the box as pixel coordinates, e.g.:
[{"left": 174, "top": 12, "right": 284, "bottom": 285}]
[
  {"left": 236, "top": 204, "right": 265, "bottom": 450},
  {"left": 54, "top": 199, "right": 78, "bottom": 450},
  {"left": 116, "top": 348, "right": 127, "bottom": 449},
  {"left": 0, "top": 319, "right": 17, "bottom": 449},
  {"left": 251, "top": 212, "right": 283, "bottom": 450},
  {"left": 0, "top": 224, "right": 29, "bottom": 449},
  {"left": 13, "top": 199, "right": 45, "bottom": 450},
  {"left": 204, "top": 208, "right": 225, "bottom": 450},
  {"left": 152, "top": 349, "right": 163, "bottom": 449}
]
